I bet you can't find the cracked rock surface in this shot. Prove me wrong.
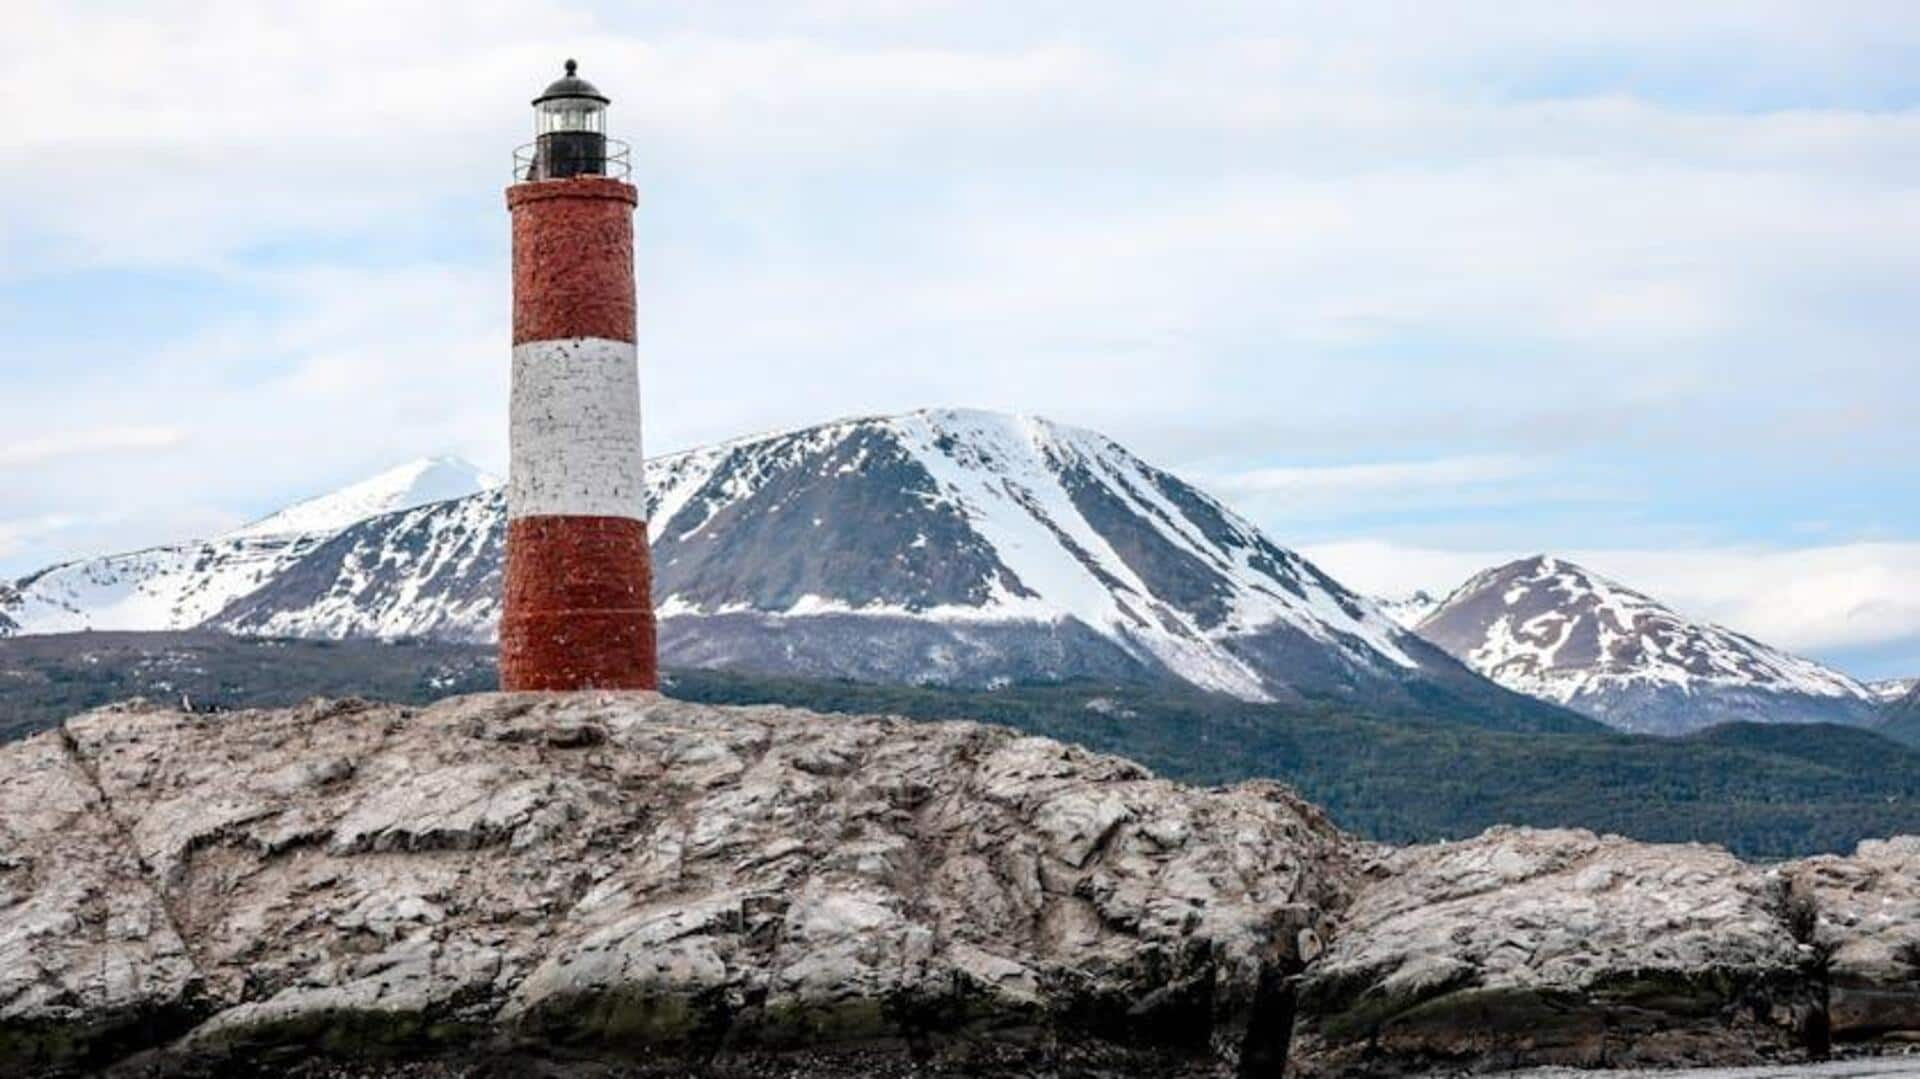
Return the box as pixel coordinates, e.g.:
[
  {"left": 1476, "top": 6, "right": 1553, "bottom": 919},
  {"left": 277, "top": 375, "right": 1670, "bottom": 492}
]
[
  {"left": 0, "top": 693, "right": 1354, "bottom": 1076},
  {"left": 2, "top": 693, "right": 1916, "bottom": 1077},
  {"left": 1292, "top": 827, "right": 1827, "bottom": 1076}
]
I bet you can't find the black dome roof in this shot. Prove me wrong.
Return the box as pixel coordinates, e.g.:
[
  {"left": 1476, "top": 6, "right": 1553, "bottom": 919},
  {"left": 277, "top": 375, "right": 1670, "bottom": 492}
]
[{"left": 533, "top": 59, "right": 609, "bottom": 106}]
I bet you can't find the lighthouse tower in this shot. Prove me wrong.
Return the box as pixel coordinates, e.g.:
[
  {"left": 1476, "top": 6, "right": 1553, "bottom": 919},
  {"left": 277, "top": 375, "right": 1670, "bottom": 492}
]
[{"left": 499, "top": 61, "right": 657, "bottom": 691}]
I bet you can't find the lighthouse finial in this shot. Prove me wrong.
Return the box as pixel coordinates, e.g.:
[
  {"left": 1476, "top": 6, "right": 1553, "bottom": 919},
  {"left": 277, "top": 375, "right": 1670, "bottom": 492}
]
[{"left": 565, "top": 58, "right": 577, "bottom": 77}]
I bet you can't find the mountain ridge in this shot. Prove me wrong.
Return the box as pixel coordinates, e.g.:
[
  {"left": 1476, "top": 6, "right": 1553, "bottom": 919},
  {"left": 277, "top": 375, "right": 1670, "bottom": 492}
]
[
  {"left": 231, "top": 456, "right": 501, "bottom": 538},
  {"left": 1870, "top": 677, "right": 1919, "bottom": 703},
  {"left": 0, "top": 457, "right": 500, "bottom": 638},
  {"left": 6, "top": 409, "right": 1583, "bottom": 727}
]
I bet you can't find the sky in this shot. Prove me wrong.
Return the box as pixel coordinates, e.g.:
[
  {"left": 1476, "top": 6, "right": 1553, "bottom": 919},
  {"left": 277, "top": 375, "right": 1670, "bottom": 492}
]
[{"left": 0, "top": 1, "right": 1916, "bottom": 677}]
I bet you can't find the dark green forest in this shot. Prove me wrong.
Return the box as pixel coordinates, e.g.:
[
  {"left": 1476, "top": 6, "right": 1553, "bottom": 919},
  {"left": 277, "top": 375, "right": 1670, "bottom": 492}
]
[
  {"left": 667, "top": 668, "right": 1920, "bottom": 860},
  {"left": 0, "top": 631, "right": 497, "bottom": 743}
]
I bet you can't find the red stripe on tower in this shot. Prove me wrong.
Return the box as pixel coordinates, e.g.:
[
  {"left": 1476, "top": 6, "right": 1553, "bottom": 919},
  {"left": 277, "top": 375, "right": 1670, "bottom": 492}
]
[{"left": 499, "top": 62, "right": 657, "bottom": 692}]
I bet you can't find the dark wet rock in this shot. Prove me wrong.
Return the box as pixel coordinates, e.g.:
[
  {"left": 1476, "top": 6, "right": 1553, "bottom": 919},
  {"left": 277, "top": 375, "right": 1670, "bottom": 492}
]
[{"left": 1786, "top": 837, "right": 1920, "bottom": 1045}]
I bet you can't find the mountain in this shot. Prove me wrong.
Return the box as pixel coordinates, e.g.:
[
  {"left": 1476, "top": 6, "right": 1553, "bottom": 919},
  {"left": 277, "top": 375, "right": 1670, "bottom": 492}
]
[
  {"left": 1377, "top": 590, "right": 1440, "bottom": 629},
  {"left": 230, "top": 456, "right": 500, "bottom": 537},
  {"left": 1413, "top": 555, "right": 1881, "bottom": 735},
  {"left": 1870, "top": 677, "right": 1919, "bottom": 704},
  {"left": 208, "top": 410, "right": 1579, "bottom": 726},
  {"left": 1884, "top": 684, "right": 1920, "bottom": 748},
  {"left": 215, "top": 489, "right": 505, "bottom": 643},
  {"left": 0, "top": 458, "right": 499, "bottom": 638},
  {"left": 1, "top": 531, "right": 333, "bottom": 637}
]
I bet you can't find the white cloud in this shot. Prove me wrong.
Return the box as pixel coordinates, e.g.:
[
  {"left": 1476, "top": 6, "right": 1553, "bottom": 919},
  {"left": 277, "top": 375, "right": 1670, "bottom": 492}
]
[
  {"left": 1210, "top": 456, "right": 1539, "bottom": 497},
  {"left": 0, "top": 514, "right": 79, "bottom": 559},
  {"left": 0, "top": 427, "right": 186, "bottom": 468},
  {"left": 1190, "top": 456, "right": 1564, "bottom": 521}
]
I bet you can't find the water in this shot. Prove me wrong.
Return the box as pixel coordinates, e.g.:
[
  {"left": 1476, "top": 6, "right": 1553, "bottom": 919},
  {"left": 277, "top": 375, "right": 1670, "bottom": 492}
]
[{"left": 1511, "top": 1058, "right": 1920, "bottom": 1078}]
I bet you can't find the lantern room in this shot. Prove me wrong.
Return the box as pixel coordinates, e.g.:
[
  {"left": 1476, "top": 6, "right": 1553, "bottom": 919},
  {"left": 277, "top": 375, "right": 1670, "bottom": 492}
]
[{"left": 525, "top": 60, "right": 614, "bottom": 181}]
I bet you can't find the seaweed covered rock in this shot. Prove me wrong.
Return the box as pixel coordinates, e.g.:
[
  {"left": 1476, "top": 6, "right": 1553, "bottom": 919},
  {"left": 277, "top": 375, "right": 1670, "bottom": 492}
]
[
  {"left": 1787, "top": 837, "right": 1920, "bottom": 1045},
  {"left": 1290, "top": 827, "right": 1826, "bottom": 1076},
  {"left": 0, "top": 693, "right": 1358, "bottom": 1076}
]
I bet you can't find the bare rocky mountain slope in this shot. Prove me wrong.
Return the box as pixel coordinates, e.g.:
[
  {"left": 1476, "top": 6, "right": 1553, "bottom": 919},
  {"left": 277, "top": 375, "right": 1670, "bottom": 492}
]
[
  {"left": 3, "top": 693, "right": 1915, "bottom": 1076},
  {"left": 1415, "top": 556, "right": 1882, "bottom": 735}
]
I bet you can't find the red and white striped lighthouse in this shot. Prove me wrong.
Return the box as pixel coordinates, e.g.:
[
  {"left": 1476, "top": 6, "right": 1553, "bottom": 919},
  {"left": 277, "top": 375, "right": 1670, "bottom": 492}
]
[{"left": 499, "top": 61, "right": 657, "bottom": 691}]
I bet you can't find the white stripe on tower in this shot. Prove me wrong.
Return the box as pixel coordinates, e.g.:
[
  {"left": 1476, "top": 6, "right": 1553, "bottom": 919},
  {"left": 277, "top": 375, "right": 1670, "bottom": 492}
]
[{"left": 508, "top": 337, "right": 646, "bottom": 520}]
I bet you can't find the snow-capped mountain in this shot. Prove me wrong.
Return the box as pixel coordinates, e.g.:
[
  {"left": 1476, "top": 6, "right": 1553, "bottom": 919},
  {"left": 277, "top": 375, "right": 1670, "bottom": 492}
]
[
  {"left": 210, "top": 410, "right": 1574, "bottom": 723},
  {"left": 232, "top": 457, "right": 500, "bottom": 537},
  {"left": 0, "top": 458, "right": 499, "bottom": 637},
  {"left": 1869, "top": 678, "right": 1918, "bottom": 704},
  {"left": 1377, "top": 591, "right": 1441, "bottom": 629},
  {"left": 1, "top": 531, "right": 334, "bottom": 636},
  {"left": 216, "top": 491, "right": 505, "bottom": 644},
  {"left": 1413, "top": 555, "right": 1882, "bottom": 735}
]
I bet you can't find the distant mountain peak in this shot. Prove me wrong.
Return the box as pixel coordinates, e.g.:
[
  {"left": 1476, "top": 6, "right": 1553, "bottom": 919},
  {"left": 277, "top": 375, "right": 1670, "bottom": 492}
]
[
  {"left": 0, "top": 457, "right": 502, "bottom": 638},
  {"left": 1414, "top": 554, "right": 1878, "bottom": 734},
  {"left": 1377, "top": 590, "right": 1441, "bottom": 629},
  {"left": 230, "top": 457, "right": 502, "bottom": 539},
  {"left": 1869, "top": 678, "right": 1918, "bottom": 704}
]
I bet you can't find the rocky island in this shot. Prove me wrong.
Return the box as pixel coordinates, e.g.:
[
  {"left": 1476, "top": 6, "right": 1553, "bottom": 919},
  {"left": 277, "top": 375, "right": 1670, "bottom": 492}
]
[{"left": 2, "top": 693, "right": 1915, "bottom": 1076}]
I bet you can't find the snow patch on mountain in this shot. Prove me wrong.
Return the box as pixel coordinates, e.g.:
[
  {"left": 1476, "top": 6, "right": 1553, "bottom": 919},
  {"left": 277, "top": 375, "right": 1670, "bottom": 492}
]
[
  {"left": 232, "top": 457, "right": 500, "bottom": 538},
  {"left": 1869, "top": 678, "right": 1918, "bottom": 704}
]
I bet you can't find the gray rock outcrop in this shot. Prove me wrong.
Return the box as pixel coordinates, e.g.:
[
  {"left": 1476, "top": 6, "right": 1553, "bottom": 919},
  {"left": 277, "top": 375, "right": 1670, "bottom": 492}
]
[
  {"left": 0, "top": 693, "right": 1355, "bottom": 1076},
  {"left": 2, "top": 693, "right": 1916, "bottom": 1077},
  {"left": 1291, "top": 828, "right": 1827, "bottom": 1075}
]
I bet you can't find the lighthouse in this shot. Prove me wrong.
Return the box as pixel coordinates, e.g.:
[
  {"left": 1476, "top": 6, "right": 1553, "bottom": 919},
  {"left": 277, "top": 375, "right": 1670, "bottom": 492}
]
[{"left": 499, "top": 61, "right": 658, "bottom": 691}]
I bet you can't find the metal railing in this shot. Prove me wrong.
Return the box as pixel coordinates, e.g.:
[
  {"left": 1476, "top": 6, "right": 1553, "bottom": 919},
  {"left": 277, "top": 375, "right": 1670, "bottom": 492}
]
[{"left": 513, "top": 138, "right": 632, "bottom": 182}]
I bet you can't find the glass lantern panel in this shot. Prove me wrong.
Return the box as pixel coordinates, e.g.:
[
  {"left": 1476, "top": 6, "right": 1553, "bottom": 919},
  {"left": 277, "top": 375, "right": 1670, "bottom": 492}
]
[{"left": 539, "top": 99, "right": 605, "bottom": 135}]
